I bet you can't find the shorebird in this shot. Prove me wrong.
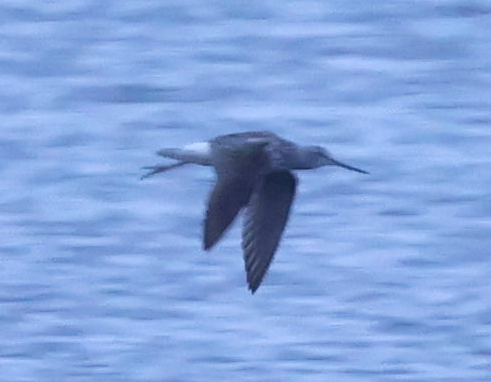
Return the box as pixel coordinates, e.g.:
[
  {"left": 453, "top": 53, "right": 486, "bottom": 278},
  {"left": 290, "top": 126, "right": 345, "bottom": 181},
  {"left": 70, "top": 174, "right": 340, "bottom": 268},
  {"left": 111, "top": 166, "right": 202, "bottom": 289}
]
[{"left": 142, "top": 131, "right": 367, "bottom": 293}]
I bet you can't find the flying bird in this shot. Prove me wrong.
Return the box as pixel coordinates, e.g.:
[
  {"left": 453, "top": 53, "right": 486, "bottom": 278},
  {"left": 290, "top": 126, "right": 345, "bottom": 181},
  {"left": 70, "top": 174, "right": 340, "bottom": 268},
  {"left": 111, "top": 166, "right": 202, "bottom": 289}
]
[{"left": 142, "top": 131, "right": 367, "bottom": 293}]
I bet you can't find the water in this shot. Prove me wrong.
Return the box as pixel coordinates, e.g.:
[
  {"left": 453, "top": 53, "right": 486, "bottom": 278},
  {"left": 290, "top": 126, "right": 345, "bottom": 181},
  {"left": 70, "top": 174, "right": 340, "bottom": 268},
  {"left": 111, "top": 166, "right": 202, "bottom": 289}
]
[{"left": 1, "top": 1, "right": 491, "bottom": 381}]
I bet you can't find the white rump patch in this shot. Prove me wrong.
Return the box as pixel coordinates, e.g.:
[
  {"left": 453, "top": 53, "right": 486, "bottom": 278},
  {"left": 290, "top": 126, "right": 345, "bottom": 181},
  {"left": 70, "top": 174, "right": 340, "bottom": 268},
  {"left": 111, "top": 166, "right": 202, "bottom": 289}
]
[{"left": 183, "top": 141, "right": 211, "bottom": 156}]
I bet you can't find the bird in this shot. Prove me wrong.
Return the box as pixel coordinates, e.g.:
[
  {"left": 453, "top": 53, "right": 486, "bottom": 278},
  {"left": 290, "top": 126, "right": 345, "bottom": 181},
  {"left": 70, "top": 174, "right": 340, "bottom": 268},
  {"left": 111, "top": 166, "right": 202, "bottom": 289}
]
[{"left": 142, "top": 131, "right": 367, "bottom": 293}]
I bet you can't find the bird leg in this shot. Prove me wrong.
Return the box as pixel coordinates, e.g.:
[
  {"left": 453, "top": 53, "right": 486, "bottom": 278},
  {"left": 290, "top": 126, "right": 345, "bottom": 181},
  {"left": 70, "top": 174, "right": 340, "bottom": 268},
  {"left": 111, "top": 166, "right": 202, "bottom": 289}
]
[{"left": 140, "top": 161, "right": 188, "bottom": 180}]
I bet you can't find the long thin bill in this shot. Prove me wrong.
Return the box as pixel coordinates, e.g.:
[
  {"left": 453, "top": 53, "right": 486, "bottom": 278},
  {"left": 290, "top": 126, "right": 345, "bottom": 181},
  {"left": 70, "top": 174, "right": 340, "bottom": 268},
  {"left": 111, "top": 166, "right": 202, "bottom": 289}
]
[{"left": 331, "top": 158, "right": 369, "bottom": 174}]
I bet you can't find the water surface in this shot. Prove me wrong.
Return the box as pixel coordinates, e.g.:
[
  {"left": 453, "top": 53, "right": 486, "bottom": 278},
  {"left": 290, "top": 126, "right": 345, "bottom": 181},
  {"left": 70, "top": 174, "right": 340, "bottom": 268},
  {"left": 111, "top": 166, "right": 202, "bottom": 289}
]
[{"left": 1, "top": 1, "right": 491, "bottom": 381}]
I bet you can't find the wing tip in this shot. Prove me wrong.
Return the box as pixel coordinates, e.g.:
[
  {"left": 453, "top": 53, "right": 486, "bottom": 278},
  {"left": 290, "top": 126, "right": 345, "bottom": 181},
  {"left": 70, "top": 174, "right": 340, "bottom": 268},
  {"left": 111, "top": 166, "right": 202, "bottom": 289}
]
[
  {"left": 203, "top": 224, "right": 221, "bottom": 251},
  {"left": 203, "top": 240, "right": 213, "bottom": 251},
  {"left": 248, "top": 283, "right": 259, "bottom": 294},
  {"left": 203, "top": 231, "right": 216, "bottom": 251},
  {"left": 247, "top": 273, "right": 263, "bottom": 294}
]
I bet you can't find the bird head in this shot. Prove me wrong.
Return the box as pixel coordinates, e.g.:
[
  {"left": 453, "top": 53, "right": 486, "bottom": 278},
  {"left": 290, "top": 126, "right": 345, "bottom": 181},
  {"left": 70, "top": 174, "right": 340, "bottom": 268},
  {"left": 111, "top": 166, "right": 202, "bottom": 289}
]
[{"left": 307, "top": 146, "right": 368, "bottom": 174}]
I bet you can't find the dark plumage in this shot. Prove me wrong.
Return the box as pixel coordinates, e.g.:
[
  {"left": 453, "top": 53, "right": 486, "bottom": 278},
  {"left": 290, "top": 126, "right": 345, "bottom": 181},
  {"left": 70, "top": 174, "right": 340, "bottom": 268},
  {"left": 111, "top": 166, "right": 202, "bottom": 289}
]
[{"left": 142, "top": 131, "right": 367, "bottom": 293}]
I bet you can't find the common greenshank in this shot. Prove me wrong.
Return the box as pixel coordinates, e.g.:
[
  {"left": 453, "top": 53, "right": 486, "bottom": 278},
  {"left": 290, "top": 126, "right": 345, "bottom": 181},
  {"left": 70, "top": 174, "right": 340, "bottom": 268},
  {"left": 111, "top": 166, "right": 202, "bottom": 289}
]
[{"left": 142, "top": 131, "right": 367, "bottom": 293}]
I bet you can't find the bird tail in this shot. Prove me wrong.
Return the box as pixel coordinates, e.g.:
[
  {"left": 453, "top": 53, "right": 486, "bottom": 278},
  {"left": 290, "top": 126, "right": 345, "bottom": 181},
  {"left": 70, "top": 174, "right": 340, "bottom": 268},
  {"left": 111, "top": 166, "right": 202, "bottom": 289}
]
[{"left": 157, "top": 147, "right": 211, "bottom": 166}]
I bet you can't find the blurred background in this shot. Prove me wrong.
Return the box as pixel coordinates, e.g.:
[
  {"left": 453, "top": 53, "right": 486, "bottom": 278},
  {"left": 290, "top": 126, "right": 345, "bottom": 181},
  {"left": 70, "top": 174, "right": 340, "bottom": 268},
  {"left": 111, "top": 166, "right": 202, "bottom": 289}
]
[{"left": 1, "top": 0, "right": 491, "bottom": 381}]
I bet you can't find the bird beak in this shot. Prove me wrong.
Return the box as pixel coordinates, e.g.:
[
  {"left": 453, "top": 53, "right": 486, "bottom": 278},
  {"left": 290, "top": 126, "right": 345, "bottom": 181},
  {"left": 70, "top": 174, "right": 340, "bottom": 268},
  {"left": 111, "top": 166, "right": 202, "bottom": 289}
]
[{"left": 329, "top": 158, "right": 368, "bottom": 174}]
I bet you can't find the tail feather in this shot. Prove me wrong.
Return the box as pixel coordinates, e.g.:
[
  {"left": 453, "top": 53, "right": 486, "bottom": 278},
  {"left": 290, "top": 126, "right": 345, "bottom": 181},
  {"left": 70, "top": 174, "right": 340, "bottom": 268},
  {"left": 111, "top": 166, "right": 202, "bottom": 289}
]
[
  {"left": 157, "top": 145, "right": 212, "bottom": 166},
  {"left": 157, "top": 148, "right": 184, "bottom": 161}
]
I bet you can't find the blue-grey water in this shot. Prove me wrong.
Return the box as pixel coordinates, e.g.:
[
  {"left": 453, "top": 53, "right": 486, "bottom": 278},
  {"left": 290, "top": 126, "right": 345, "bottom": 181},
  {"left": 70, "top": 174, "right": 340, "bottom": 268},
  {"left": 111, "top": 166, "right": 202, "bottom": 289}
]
[{"left": 1, "top": 1, "right": 491, "bottom": 381}]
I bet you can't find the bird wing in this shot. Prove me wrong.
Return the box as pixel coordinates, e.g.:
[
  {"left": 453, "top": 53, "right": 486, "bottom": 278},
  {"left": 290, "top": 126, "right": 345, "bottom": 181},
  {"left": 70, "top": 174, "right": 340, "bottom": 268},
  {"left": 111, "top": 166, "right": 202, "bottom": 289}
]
[
  {"left": 242, "top": 170, "right": 297, "bottom": 293},
  {"left": 204, "top": 140, "right": 269, "bottom": 250}
]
